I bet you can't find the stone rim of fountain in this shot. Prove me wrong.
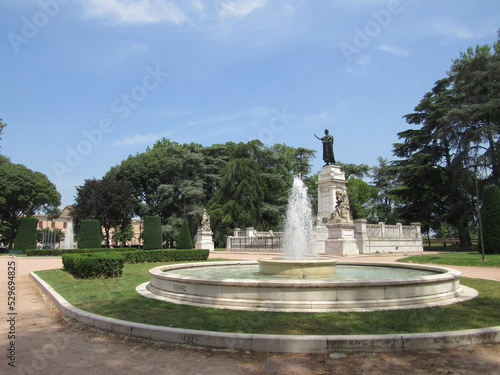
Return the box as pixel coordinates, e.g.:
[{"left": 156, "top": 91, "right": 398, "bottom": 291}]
[{"left": 142, "top": 260, "right": 477, "bottom": 313}]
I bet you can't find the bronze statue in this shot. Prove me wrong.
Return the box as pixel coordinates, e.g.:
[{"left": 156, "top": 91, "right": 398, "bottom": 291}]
[{"left": 314, "top": 129, "right": 335, "bottom": 165}]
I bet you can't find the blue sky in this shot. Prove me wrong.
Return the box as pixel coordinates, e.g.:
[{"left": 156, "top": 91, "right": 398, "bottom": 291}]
[{"left": 1, "top": 0, "right": 499, "bottom": 208}]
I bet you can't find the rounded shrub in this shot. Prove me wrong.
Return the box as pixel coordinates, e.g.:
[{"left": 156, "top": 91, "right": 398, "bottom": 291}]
[
  {"left": 143, "top": 216, "right": 162, "bottom": 250},
  {"left": 176, "top": 220, "right": 193, "bottom": 249},
  {"left": 481, "top": 185, "right": 500, "bottom": 254},
  {"left": 14, "top": 217, "right": 38, "bottom": 252},
  {"left": 78, "top": 219, "right": 102, "bottom": 249}
]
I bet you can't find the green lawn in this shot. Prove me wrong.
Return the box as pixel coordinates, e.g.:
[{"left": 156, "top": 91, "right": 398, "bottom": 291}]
[
  {"left": 399, "top": 252, "right": 500, "bottom": 267},
  {"left": 35, "top": 261, "right": 500, "bottom": 336}
]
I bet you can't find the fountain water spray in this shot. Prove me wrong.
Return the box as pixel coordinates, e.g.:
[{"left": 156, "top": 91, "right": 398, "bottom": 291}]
[
  {"left": 64, "top": 220, "right": 74, "bottom": 249},
  {"left": 282, "top": 176, "right": 315, "bottom": 260}
]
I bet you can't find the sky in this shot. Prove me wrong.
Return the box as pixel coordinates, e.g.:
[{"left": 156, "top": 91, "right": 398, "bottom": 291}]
[{"left": 1, "top": 0, "right": 499, "bottom": 208}]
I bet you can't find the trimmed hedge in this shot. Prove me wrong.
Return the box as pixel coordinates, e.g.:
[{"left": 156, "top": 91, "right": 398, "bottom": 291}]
[
  {"left": 78, "top": 219, "right": 102, "bottom": 249},
  {"left": 143, "top": 216, "right": 162, "bottom": 250},
  {"left": 14, "top": 217, "right": 38, "bottom": 252},
  {"left": 119, "top": 249, "right": 209, "bottom": 263},
  {"left": 176, "top": 220, "right": 193, "bottom": 249},
  {"left": 26, "top": 248, "right": 133, "bottom": 256},
  {"left": 481, "top": 185, "right": 500, "bottom": 254},
  {"left": 62, "top": 253, "right": 125, "bottom": 278},
  {"left": 61, "top": 249, "right": 209, "bottom": 278}
]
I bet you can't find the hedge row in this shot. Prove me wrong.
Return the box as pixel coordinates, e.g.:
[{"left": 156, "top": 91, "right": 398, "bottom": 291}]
[
  {"left": 26, "top": 248, "right": 133, "bottom": 256},
  {"left": 119, "top": 249, "right": 209, "bottom": 263},
  {"left": 62, "top": 253, "right": 125, "bottom": 279},
  {"left": 61, "top": 249, "right": 209, "bottom": 278}
]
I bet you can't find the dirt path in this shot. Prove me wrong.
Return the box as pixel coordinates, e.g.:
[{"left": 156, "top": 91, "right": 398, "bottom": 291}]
[{"left": 1, "top": 255, "right": 499, "bottom": 375}]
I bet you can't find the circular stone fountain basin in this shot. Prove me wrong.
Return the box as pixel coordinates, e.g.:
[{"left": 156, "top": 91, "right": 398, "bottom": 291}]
[
  {"left": 258, "top": 257, "right": 337, "bottom": 276},
  {"left": 140, "top": 261, "right": 477, "bottom": 313}
]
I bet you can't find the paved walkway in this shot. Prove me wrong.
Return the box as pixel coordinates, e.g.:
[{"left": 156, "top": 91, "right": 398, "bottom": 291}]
[{"left": 1, "top": 254, "right": 499, "bottom": 375}]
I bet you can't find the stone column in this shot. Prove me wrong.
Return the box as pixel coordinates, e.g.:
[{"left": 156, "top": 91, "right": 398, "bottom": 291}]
[{"left": 355, "top": 219, "right": 369, "bottom": 254}]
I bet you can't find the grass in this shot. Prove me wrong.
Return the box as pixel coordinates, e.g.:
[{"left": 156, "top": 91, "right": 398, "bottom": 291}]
[
  {"left": 399, "top": 252, "right": 500, "bottom": 268},
  {"left": 35, "top": 261, "right": 500, "bottom": 336}
]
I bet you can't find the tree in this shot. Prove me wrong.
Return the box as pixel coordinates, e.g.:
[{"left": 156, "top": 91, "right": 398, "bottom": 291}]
[
  {"left": 0, "top": 118, "right": 6, "bottom": 150},
  {"left": 0, "top": 156, "right": 60, "bottom": 249},
  {"left": 346, "top": 177, "right": 379, "bottom": 221},
  {"left": 143, "top": 216, "right": 162, "bottom": 250},
  {"left": 106, "top": 139, "right": 315, "bottom": 248},
  {"left": 392, "top": 35, "right": 500, "bottom": 246},
  {"left": 446, "top": 35, "right": 500, "bottom": 184},
  {"left": 77, "top": 219, "right": 101, "bottom": 249},
  {"left": 370, "top": 157, "right": 403, "bottom": 223},
  {"left": 176, "top": 220, "right": 193, "bottom": 249},
  {"left": 112, "top": 224, "right": 134, "bottom": 247},
  {"left": 71, "top": 178, "right": 135, "bottom": 247},
  {"left": 481, "top": 185, "right": 500, "bottom": 254},
  {"left": 14, "top": 217, "right": 38, "bottom": 252}
]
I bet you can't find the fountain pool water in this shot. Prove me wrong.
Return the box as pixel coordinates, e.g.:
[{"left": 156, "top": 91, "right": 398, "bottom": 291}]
[{"left": 139, "top": 176, "right": 477, "bottom": 312}]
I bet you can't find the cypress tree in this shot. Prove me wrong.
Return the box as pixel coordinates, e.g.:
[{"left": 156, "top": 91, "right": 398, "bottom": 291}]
[
  {"left": 78, "top": 219, "right": 102, "bottom": 249},
  {"left": 14, "top": 217, "right": 38, "bottom": 252},
  {"left": 143, "top": 216, "right": 162, "bottom": 250},
  {"left": 176, "top": 220, "right": 193, "bottom": 249},
  {"left": 481, "top": 185, "right": 500, "bottom": 254}
]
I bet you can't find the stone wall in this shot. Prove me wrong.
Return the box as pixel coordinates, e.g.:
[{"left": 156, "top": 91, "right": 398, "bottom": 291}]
[
  {"left": 354, "top": 220, "right": 423, "bottom": 254},
  {"left": 226, "top": 227, "right": 283, "bottom": 251}
]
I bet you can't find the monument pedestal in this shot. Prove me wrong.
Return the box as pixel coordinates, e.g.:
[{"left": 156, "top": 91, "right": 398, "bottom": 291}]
[
  {"left": 314, "top": 165, "right": 349, "bottom": 254},
  {"left": 325, "top": 223, "right": 359, "bottom": 256},
  {"left": 195, "top": 231, "right": 214, "bottom": 251}
]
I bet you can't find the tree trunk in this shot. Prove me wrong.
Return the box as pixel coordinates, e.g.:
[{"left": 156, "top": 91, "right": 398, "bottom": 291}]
[{"left": 458, "top": 226, "right": 472, "bottom": 247}]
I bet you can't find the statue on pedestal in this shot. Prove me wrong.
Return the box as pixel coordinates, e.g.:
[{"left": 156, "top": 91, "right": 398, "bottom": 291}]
[
  {"left": 200, "top": 209, "right": 211, "bottom": 232},
  {"left": 329, "top": 191, "right": 352, "bottom": 223},
  {"left": 314, "top": 129, "right": 335, "bottom": 165}
]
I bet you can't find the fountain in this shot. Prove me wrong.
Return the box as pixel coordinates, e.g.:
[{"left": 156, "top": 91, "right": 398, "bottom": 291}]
[
  {"left": 138, "top": 175, "right": 476, "bottom": 313},
  {"left": 64, "top": 220, "right": 74, "bottom": 249},
  {"left": 257, "top": 176, "right": 338, "bottom": 277}
]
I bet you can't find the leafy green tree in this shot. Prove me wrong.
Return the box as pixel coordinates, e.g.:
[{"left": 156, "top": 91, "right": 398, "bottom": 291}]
[
  {"left": 0, "top": 118, "right": 6, "bottom": 150},
  {"left": 14, "top": 217, "right": 38, "bottom": 252},
  {"left": 77, "top": 219, "right": 101, "bottom": 249},
  {"left": 481, "top": 185, "right": 500, "bottom": 254},
  {"left": 71, "top": 178, "right": 135, "bottom": 247},
  {"left": 112, "top": 224, "right": 135, "bottom": 247},
  {"left": 106, "top": 139, "right": 315, "bottom": 248},
  {"left": 176, "top": 220, "right": 193, "bottom": 249},
  {"left": 347, "top": 177, "right": 379, "bottom": 221},
  {"left": 370, "top": 157, "right": 403, "bottom": 223},
  {"left": 446, "top": 35, "right": 500, "bottom": 184},
  {"left": 0, "top": 156, "right": 60, "bottom": 249},
  {"left": 143, "top": 216, "right": 162, "bottom": 250},
  {"left": 338, "top": 162, "right": 370, "bottom": 180}
]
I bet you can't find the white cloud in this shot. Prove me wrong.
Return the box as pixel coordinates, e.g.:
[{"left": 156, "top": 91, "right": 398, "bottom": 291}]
[
  {"left": 430, "top": 20, "right": 474, "bottom": 40},
  {"left": 346, "top": 54, "right": 372, "bottom": 76},
  {"left": 115, "top": 132, "right": 173, "bottom": 146},
  {"left": 214, "top": 0, "right": 268, "bottom": 20},
  {"left": 82, "top": 0, "right": 187, "bottom": 25},
  {"left": 378, "top": 44, "right": 409, "bottom": 57},
  {"left": 110, "top": 41, "right": 150, "bottom": 64}
]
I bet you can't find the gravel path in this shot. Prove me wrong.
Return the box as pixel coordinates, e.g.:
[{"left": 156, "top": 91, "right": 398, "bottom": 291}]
[{"left": 1, "top": 254, "right": 499, "bottom": 375}]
